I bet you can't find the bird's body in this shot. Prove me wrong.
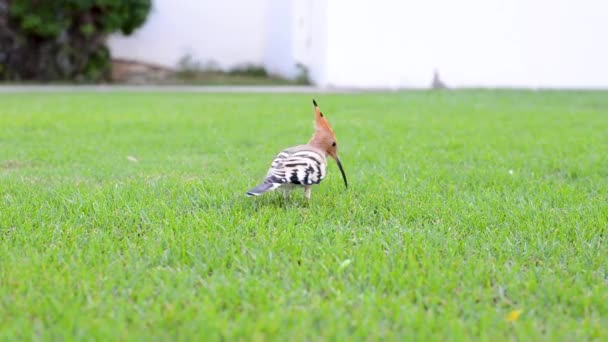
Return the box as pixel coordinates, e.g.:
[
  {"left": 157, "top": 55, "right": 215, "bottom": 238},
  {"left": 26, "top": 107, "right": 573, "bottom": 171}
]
[
  {"left": 246, "top": 100, "right": 347, "bottom": 200},
  {"left": 247, "top": 145, "right": 327, "bottom": 198}
]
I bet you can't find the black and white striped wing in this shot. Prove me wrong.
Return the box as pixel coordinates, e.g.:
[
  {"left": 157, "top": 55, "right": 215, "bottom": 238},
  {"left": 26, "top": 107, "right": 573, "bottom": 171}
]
[{"left": 265, "top": 149, "right": 327, "bottom": 186}]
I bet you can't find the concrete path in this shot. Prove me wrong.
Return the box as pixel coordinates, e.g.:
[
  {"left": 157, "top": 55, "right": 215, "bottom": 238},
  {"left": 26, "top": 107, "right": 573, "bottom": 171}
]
[{"left": 0, "top": 85, "right": 396, "bottom": 93}]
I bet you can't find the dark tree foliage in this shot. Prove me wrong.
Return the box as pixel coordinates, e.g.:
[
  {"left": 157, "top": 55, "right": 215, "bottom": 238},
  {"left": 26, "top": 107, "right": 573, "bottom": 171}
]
[{"left": 0, "top": 0, "right": 151, "bottom": 82}]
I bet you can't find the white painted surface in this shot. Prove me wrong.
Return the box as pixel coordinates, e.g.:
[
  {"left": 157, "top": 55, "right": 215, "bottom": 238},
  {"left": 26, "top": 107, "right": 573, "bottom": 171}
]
[
  {"left": 109, "top": 0, "right": 267, "bottom": 69},
  {"left": 328, "top": 0, "right": 608, "bottom": 87},
  {"left": 264, "top": 0, "right": 296, "bottom": 78},
  {"left": 264, "top": 0, "right": 327, "bottom": 82},
  {"left": 109, "top": 0, "right": 608, "bottom": 88},
  {"left": 322, "top": 0, "right": 608, "bottom": 88}
]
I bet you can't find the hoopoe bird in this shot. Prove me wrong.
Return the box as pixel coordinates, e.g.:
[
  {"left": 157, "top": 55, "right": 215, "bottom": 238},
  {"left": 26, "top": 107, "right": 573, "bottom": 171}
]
[{"left": 246, "top": 99, "right": 348, "bottom": 200}]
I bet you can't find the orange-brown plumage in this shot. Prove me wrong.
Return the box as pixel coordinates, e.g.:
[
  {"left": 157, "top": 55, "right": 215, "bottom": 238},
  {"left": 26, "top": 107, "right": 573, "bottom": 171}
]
[
  {"left": 309, "top": 100, "right": 341, "bottom": 165},
  {"left": 313, "top": 99, "right": 336, "bottom": 135}
]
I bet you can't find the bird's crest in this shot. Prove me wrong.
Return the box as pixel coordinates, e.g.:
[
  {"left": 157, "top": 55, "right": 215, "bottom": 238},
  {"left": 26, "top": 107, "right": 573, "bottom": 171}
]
[{"left": 313, "top": 99, "right": 336, "bottom": 136}]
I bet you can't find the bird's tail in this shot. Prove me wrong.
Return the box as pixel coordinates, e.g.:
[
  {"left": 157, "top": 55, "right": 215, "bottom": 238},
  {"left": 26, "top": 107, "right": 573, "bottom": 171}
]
[{"left": 246, "top": 182, "right": 281, "bottom": 197}]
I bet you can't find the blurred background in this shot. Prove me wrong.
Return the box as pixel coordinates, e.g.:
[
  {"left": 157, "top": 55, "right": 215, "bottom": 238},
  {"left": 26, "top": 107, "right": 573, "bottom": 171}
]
[{"left": 1, "top": 0, "right": 607, "bottom": 89}]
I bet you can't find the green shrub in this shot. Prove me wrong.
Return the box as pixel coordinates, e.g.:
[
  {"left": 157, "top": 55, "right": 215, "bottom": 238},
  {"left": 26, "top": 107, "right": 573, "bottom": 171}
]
[{"left": 0, "top": 0, "right": 151, "bottom": 82}]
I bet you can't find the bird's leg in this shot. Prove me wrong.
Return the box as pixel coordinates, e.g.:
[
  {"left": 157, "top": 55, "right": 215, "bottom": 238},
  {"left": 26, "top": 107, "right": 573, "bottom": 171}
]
[
  {"left": 282, "top": 188, "right": 291, "bottom": 201},
  {"left": 304, "top": 185, "right": 312, "bottom": 200}
]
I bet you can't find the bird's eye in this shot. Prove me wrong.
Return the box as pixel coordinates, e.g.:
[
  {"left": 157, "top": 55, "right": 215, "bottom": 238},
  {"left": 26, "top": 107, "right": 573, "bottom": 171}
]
[{"left": 331, "top": 141, "right": 336, "bottom": 147}]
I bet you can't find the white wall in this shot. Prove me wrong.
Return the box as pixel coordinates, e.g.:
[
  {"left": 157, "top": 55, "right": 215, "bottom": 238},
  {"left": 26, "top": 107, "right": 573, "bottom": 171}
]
[
  {"left": 109, "top": 0, "right": 267, "bottom": 69},
  {"left": 296, "top": 0, "right": 330, "bottom": 86},
  {"left": 109, "top": 0, "right": 608, "bottom": 88},
  {"left": 322, "top": 0, "right": 608, "bottom": 88},
  {"left": 262, "top": 0, "right": 329, "bottom": 83},
  {"left": 264, "top": 0, "right": 295, "bottom": 77}
]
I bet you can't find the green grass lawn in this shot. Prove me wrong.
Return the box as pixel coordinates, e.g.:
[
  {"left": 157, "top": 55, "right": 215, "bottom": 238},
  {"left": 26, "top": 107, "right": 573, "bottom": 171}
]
[{"left": 0, "top": 90, "right": 606, "bottom": 340}]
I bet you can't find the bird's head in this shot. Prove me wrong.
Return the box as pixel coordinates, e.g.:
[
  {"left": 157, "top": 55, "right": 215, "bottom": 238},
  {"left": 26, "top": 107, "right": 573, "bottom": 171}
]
[{"left": 309, "top": 99, "right": 348, "bottom": 189}]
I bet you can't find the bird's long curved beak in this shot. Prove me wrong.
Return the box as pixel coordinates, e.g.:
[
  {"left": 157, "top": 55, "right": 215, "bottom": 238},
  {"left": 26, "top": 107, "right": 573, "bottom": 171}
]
[{"left": 336, "top": 157, "right": 348, "bottom": 189}]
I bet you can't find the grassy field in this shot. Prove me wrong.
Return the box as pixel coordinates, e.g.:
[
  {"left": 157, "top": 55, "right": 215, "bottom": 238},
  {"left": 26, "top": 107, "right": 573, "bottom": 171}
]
[{"left": 0, "top": 90, "right": 606, "bottom": 340}]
